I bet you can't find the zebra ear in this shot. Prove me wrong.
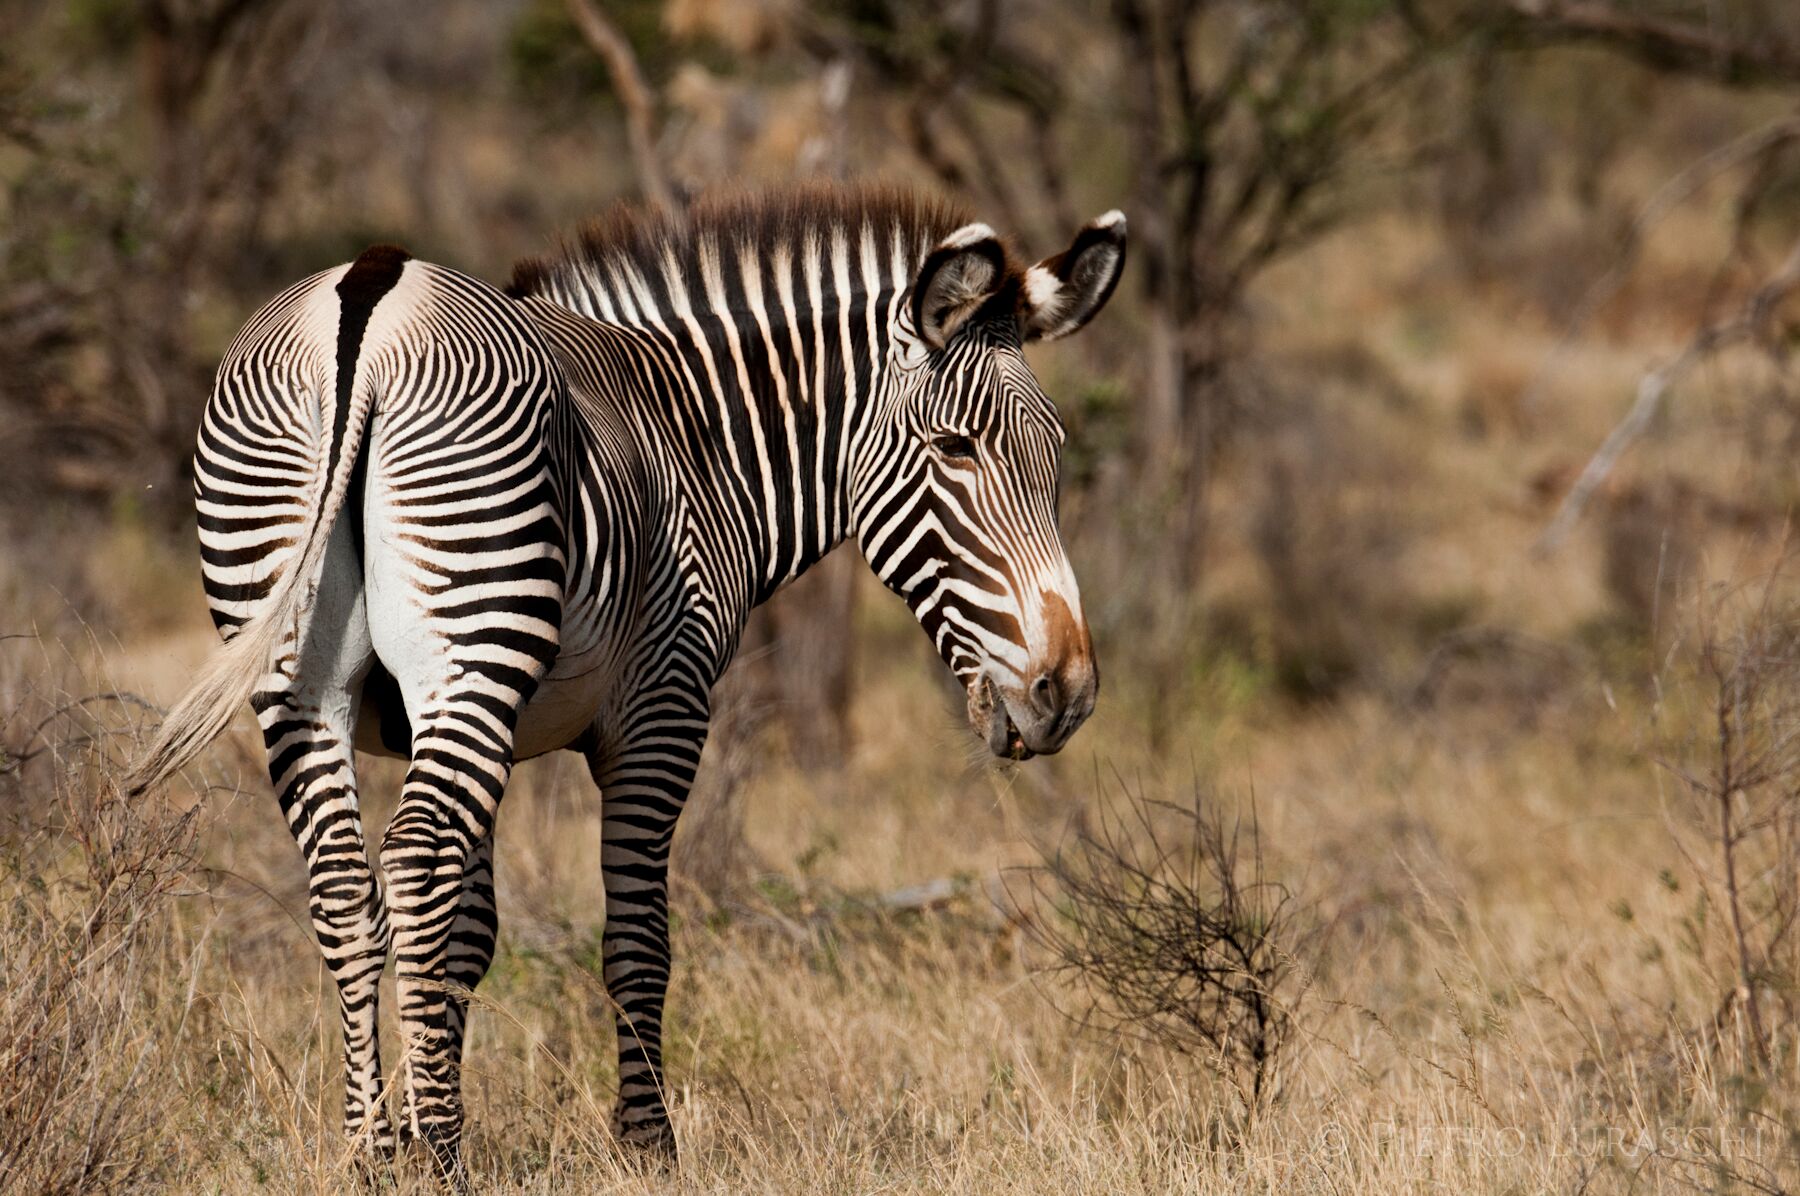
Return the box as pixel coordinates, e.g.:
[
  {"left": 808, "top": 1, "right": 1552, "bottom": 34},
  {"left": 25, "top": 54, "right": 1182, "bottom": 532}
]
[
  {"left": 1022, "top": 210, "right": 1127, "bottom": 341},
  {"left": 912, "top": 223, "right": 1007, "bottom": 350}
]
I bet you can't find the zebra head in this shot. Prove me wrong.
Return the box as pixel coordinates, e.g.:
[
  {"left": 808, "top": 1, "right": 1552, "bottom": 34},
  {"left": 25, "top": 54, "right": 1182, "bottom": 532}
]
[{"left": 856, "top": 211, "right": 1127, "bottom": 760}]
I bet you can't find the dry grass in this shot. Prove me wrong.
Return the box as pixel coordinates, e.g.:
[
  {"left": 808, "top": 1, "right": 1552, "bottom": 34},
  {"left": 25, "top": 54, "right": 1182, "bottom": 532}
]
[
  {"left": 4, "top": 574, "right": 1798, "bottom": 1194},
  {"left": 5, "top": 196, "right": 1800, "bottom": 1193},
  {"left": 0, "top": 698, "right": 199, "bottom": 1196}
]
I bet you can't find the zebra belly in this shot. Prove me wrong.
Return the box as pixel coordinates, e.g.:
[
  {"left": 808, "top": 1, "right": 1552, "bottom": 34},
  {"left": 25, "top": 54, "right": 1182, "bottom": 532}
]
[
  {"left": 348, "top": 645, "right": 619, "bottom": 761},
  {"left": 512, "top": 648, "right": 623, "bottom": 758}
]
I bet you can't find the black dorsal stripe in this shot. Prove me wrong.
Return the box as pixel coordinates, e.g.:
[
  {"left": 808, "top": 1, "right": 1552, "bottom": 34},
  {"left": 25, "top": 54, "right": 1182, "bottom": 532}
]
[
  {"left": 332, "top": 245, "right": 412, "bottom": 755},
  {"left": 330, "top": 243, "right": 411, "bottom": 483}
]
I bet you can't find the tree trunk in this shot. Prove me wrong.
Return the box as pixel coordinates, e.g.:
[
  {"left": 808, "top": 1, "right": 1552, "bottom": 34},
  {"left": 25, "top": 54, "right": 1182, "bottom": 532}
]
[{"left": 740, "top": 547, "right": 859, "bottom": 770}]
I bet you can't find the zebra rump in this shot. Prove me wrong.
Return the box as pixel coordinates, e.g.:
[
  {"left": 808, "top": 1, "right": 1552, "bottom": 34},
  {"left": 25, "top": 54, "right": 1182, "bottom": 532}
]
[{"left": 123, "top": 244, "right": 411, "bottom": 797}]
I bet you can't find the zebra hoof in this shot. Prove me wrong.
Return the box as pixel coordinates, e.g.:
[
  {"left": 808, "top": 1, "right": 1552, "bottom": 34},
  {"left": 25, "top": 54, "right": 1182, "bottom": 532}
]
[
  {"left": 613, "top": 1110, "right": 679, "bottom": 1169},
  {"left": 342, "top": 1120, "right": 399, "bottom": 1188},
  {"left": 345, "top": 1148, "right": 396, "bottom": 1192},
  {"left": 395, "top": 1130, "right": 470, "bottom": 1193}
]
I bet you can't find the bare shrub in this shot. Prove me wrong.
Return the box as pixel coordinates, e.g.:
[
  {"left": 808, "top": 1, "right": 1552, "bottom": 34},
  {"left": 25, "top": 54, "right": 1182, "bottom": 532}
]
[
  {"left": 1652, "top": 559, "right": 1800, "bottom": 1073},
  {"left": 1404, "top": 628, "right": 1605, "bottom": 751},
  {"left": 1025, "top": 784, "right": 1319, "bottom": 1127},
  {"left": 0, "top": 686, "right": 200, "bottom": 1195}
]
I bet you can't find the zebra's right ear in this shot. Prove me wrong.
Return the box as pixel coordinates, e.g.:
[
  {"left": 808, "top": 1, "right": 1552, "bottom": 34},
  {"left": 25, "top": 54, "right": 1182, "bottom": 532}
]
[
  {"left": 1021, "top": 210, "right": 1126, "bottom": 341},
  {"left": 912, "top": 224, "right": 1007, "bottom": 351}
]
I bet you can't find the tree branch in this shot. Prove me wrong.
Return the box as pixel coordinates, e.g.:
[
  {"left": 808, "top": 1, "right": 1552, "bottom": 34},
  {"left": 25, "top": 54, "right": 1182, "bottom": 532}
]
[
  {"left": 563, "top": 0, "right": 676, "bottom": 213},
  {"left": 1503, "top": 1, "right": 1800, "bottom": 88},
  {"left": 1535, "top": 235, "right": 1800, "bottom": 555},
  {"left": 1522, "top": 113, "right": 1800, "bottom": 417}
]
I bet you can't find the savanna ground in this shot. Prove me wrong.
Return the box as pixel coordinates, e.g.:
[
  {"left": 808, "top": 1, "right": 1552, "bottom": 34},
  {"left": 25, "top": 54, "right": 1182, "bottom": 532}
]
[
  {"left": 9, "top": 3, "right": 1800, "bottom": 1193},
  {"left": 9, "top": 199, "right": 1800, "bottom": 1192}
]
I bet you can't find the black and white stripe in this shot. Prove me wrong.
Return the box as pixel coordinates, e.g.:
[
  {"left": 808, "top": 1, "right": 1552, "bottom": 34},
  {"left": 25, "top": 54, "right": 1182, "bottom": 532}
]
[{"left": 129, "top": 184, "right": 1126, "bottom": 1174}]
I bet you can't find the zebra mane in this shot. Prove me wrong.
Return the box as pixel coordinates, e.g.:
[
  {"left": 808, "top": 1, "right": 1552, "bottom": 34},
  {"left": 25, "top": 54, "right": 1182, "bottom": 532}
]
[{"left": 506, "top": 181, "right": 995, "bottom": 311}]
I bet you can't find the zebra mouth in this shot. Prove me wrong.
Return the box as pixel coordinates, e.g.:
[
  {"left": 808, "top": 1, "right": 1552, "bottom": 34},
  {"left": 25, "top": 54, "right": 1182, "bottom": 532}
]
[{"left": 976, "top": 675, "right": 1034, "bottom": 761}]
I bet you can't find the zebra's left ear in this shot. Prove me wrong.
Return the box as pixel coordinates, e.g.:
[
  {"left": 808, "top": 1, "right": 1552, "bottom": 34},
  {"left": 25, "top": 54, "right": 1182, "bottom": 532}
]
[
  {"left": 1021, "top": 211, "right": 1127, "bottom": 341},
  {"left": 912, "top": 223, "right": 1009, "bottom": 351}
]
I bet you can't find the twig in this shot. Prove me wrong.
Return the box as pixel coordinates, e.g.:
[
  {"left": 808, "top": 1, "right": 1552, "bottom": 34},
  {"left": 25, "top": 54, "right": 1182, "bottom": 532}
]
[
  {"left": 1503, "top": 1, "right": 1800, "bottom": 88},
  {"left": 1712, "top": 647, "right": 1772, "bottom": 1069},
  {"left": 562, "top": 0, "right": 677, "bottom": 214},
  {"left": 1535, "top": 235, "right": 1800, "bottom": 554},
  {"left": 875, "top": 873, "right": 1006, "bottom": 916},
  {"left": 5, "top": 691, "right": 161, "bottom": 771},
  {"left": 1521, "top": 113, "right": 1800, "bottom": 417}
]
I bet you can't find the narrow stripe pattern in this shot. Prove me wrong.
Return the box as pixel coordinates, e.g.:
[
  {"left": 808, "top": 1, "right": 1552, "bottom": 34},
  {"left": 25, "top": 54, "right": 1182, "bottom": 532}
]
[{"left": 185, "top": 184, "right": 1123, "bottom": 1173}]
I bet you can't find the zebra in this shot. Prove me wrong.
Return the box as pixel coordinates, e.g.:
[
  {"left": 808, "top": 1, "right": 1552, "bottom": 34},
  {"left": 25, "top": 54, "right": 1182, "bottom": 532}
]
[{"left": 126, "top": 183, "right": 1126, "bottom": 1176}]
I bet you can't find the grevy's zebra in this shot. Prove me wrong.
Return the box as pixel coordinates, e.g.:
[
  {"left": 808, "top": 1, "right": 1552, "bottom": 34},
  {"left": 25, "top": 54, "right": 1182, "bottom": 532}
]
[{"left": 127, "top": 184, "right": 1126, "bottom": 1175}]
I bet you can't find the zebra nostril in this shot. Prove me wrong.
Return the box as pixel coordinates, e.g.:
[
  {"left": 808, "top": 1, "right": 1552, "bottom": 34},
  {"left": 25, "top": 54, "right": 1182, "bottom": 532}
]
[{"left": 1029, "top": 672, "right": 1060, "bottom": 718}]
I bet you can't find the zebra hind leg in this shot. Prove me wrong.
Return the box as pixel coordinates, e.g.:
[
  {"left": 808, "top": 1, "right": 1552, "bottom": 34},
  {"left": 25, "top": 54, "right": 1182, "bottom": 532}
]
[
  {"left": 254, "top": 687, "right": 394, "bottom": 1157},
  {"left": 443, "top": 836, "right": 499, "bottom": 1076},
  {"left": 379, "top": 703, "right": 519, "bottom": 1186},
  {"left": 244, "top": 506, "right": 394, "bottom": 1160}
]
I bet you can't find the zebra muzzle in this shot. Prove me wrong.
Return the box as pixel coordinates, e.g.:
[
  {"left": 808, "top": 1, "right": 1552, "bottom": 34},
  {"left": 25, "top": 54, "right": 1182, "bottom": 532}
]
[{"left": 972, "top": 674, "right": 1034, "bottom": 761}]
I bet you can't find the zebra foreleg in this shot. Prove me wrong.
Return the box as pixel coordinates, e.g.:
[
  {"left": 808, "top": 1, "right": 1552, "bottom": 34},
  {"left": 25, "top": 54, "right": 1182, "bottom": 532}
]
[
  {"left": 254, "top": 691, "right": 394, "bottom": 1156},
  {"left": 587, "top": 709, "right": 707, "bottom": 1161}
]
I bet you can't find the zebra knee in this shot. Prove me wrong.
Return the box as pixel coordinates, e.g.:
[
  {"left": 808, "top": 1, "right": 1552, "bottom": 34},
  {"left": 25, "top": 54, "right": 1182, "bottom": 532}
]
[
  {"left": 307, "top": 858, "right": 381, "bottom": 929},
  {"left": 378, "top": 811, "right": 463, "bottom": 904}
]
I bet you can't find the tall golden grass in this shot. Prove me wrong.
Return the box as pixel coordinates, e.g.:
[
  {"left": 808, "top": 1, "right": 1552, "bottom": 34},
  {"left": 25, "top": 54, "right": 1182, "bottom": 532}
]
[
  {"left": 3, "top": 592, "right": 1796, "bottom": 1191},
  {"left": 4, "top": 205, "right": 1800, "bottom": 1193}
]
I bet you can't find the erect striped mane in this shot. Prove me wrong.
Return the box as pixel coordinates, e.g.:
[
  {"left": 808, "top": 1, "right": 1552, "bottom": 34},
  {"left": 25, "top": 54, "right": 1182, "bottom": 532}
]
[{"left": 506, "top": 182, "right": 994, "bottom": 312}]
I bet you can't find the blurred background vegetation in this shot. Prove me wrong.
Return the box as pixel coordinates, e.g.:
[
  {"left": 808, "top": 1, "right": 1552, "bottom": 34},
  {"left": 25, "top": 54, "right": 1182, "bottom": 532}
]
[
  {"left": 7, "top": 1, "right": 1800, "bottom": 1189},
  {"left": 5, "top": 0, "right": 1800, "bottom": 716}
]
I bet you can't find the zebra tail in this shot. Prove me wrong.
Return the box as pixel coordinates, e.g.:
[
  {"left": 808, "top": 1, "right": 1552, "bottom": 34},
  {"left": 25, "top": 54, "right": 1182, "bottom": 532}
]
[
  {"left": 123, "top": 244, "right": 411, "bottom": 798},
  {"left": 121, "top": 541, "right": 318, "bottom": 797}
]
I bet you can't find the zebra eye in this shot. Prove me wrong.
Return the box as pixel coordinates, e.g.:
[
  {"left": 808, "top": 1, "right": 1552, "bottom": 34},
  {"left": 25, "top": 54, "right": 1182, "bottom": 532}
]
[{"left": 932, "top": 433, "right": 978, "bottom": 461}]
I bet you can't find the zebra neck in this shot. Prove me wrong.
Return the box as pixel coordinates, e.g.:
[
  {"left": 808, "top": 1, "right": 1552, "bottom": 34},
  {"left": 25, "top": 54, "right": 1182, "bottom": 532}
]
[
  {"left": 524, "top": 215, "right": 939, "bottom": 613},
  {"left": 664, "top": 286, "right": 901, "bottom": 609}
]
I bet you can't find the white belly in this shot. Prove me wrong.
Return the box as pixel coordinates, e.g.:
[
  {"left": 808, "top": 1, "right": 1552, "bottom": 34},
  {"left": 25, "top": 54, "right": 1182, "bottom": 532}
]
[{"left": 512, "top": 649, "right": 621, "bottom": 758}]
